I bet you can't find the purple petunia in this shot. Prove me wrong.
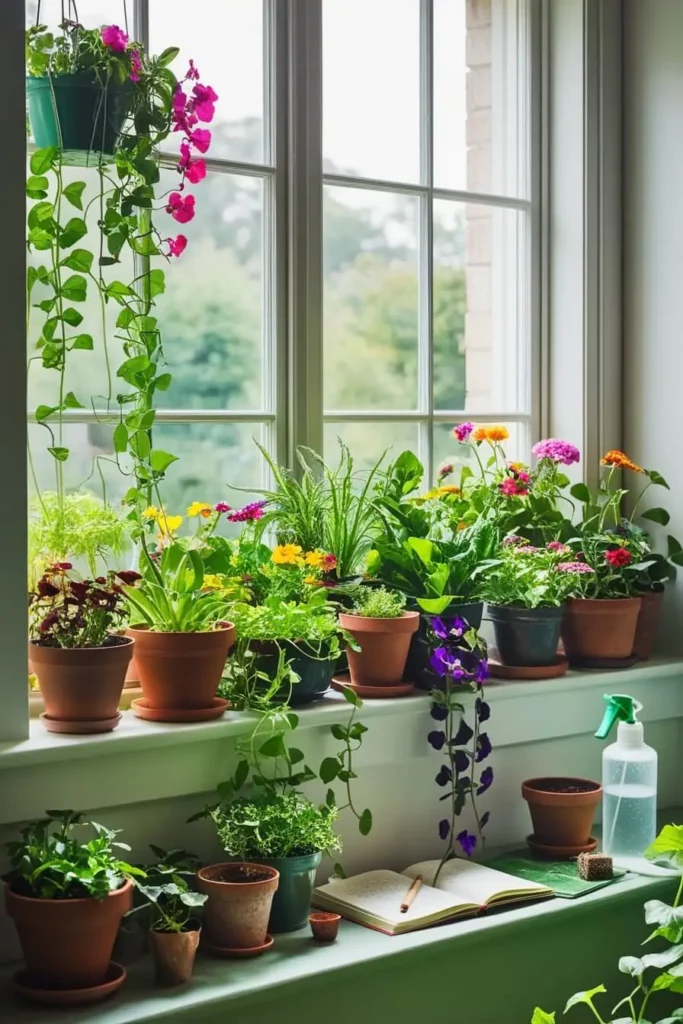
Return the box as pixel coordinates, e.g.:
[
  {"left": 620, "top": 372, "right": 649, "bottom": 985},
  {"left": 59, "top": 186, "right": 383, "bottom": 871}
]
[
  {"left": 476, "top": 698, "right": 490, "bottom": 722},
  {"left": 475, "top": 733, "right": 492, "bottom": 763},
  {"left": 477, "top": 766, "right": 494, "bottom": 795},
  {"left": 532, "top": 438, "right": 580, "bottom": 466},
  {"left": 435, "top": 766, "right": 453, "bottom": 787},
  {"left": 452, "top": 719, "right": 474, "bottom": 746},
  {"left": 430, "top": 703, "right": 449, "bottom": 722},
  {"left": 430, "top": 647, "right": 466, "bottom": 679},
  {"left": 454, "top": 750, "right": 470, "bottom": 773},
  {"left": 439, "top": 819, "right": 451, "bottom": 841},
  {"left": 428, "top": 730, "right": 446, "bottom": 751},
  {"left": 457, "top": 830, "right": 477, "bottom": 857}
]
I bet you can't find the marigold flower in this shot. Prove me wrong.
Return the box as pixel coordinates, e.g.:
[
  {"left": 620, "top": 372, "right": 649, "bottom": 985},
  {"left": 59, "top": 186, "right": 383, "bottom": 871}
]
[
  {"left": 157, "top": 514, "right": 183, "bottom": 536},
  {"left": 456, "top": 521, "right": 467, "bottom": 531},
  {"left": 304, "top": 550, "right": 325, "bottom": 568},
  {"left": 601, "top": 449, "right": 644, "bottom": 474},
  {"left": 187, "top": 501, "right": 212, "bottom": 518},
  {"left": 605, "top": 547, "right": 632, "bottom": 568},
  {"left": 436, "top": 485, "right": 460, "bottom": 496},
  {"left": 271, "top": 544, "right": 303, "bottom": 566},
  {"left": 142, "top": 506, "right": 160, "bottom": 520},
  {"left": 473, "top": 425, "right": 510, "bottom": 443}
]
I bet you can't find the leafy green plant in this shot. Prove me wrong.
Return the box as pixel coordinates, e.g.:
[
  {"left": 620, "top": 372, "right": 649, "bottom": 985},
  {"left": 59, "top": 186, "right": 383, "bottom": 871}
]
[
  {"left": 209, "top": 791, "right": 341, "bottom": 860},
  {"left": 319, "top": 684, "right": 373, "bottom": 851},
  {"left": 563, "top": 530, "right": 656, "bottom": 600},
  {"left": 29, "top": 491, "right": 130, "bottom": 584},
  {"left": 135, "top": 880, "right": 206, "bottom": 933},
  {"left": 29, "top": 563, "right": 134, "bottom": 647},
  {"left": 474, "top": 541, "right": 586, "bottom": 608},
  {"left": 351, "top": 586, "right": 406, "bottom": 618},
  {"left": 531, "top": 824, "right": 683, "bottom": 1024},
  {"left": 228, "top": 591, "right": 343, "bottom": 649},
  {"left": 5, "top": 809, "right": 142, "bottom": 900}
]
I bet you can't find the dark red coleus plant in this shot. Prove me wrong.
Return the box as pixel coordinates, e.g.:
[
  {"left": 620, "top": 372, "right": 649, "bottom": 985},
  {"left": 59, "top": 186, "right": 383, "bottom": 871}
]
[{"left": 29, "top": 564, "right": 141, "bottom": 649}]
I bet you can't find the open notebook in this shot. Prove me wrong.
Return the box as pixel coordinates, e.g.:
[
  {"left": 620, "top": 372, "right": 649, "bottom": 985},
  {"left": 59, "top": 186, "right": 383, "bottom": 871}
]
[{"left": 312, "top": 858, "right": 552, "bottom": 936}]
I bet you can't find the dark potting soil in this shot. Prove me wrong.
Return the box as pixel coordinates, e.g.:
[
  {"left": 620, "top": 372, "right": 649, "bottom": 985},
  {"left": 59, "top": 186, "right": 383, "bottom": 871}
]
[
  {"left": 532, "top": 779, "right": 600, "bottom": 794},
  {"left": 30, "top": 634, "right": 131, "bottom": 649},
  {"left": 214, "top": 865, "right": 273, "bottom": 884}
]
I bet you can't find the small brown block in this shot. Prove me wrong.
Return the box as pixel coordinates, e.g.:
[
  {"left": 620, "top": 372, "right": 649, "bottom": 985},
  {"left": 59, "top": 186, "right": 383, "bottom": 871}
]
[{"left": 577, "top": 852, "right": 613, "bottom": 881}]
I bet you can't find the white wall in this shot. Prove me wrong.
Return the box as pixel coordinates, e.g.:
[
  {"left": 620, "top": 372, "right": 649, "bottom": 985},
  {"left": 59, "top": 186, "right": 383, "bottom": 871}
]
[{"left": 623, "top": 0, "right": 683, "bottom": 653}]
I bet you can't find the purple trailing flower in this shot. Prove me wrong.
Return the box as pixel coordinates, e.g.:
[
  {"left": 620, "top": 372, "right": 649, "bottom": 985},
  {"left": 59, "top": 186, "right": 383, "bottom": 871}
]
[
  {"left": 435, "top": 766, "right": 453, "bottom": 787},
  {"left": 227, "top": 500, "right": 267, "bottom": 523},
  {"left": 439, "top": 820, "right": 451, "bottom": 841},
  {"left": 430, "top": 703, "right": 449, "bottom": 722},
  {"left": 457, "top": 830, "right": 477, "bottom": 857},
  {"left": 476, "top": 698, "right": 490, "bottom": 722},
  {"left": 477, "top": 767, "right": 494, "bottom": 795},
  {"left": 475, "top": 733, "right": 492, "bottom": 763},
  {"left": 430, "top": 647, "right": 466, "bottom": 679},
  {"left": 454, "top": 750, "right": 470, "bottom": 773},
  {"left": 532, "top": 438, "right": 580, "bottom": 466},
  {"left": 452, "top": 718, "right": 474, "bottom": 746},
  {"left": 453, "top": 422, "right": 474, "bottom": 442},
  {"left": 428, "top": 730, "right": 446, "bottom": 751}
]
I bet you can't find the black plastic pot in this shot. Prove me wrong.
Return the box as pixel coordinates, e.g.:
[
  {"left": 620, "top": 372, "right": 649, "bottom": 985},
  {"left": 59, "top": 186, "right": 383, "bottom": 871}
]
[
  {"left": 488, "top": 604, "right": 564, "bottom": 667},
  {"left": 407, "top": 601, "right": 484, "bottom": 691},
  {"left": 250, "top": 641, "right": 336, "bottom": 705}
]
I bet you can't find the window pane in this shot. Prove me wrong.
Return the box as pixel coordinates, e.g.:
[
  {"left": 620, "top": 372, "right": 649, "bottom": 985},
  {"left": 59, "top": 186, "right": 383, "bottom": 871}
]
[
  {"left": 432, "top": 420, "right": 528, "bottom": 478},
  {"left": 323, "top": 186, "right": 419, "bottom": 411},
  {"left": 433, "top": 200, "right": 529, "bottom": 414},
  {"left": 150, "top": 0, "right": 265, "bottom": 164},
  {"left": 323, "top": 0, "right": 420, "bottom": 183},
  {"left": 433, "top": 0, "right": 529, "bottom": 198},
  {"left": 27, "top": 1, "right": 110, "bottom": 28},
  {"left": 324, "top": 421, "right": 419, "bottom": 475},
  {"left": 156, "top": 170, "right": 265, "bottom": 411}
]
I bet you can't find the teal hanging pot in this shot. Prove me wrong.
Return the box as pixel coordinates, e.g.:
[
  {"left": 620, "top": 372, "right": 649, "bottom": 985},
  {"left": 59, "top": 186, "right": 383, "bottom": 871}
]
[
  {"left": 26, "top": 73, "right": 133, "bottom": 165},
  {"left": 259, "top": 852, "right": 322, "bottom": 933}
]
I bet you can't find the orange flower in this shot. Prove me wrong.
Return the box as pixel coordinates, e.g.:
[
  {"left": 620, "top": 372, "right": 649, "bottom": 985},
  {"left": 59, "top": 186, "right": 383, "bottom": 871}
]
[
  {"left": 473, "top": 425, "right": 510, "bottom": 444},
  {"left": 436, "top": 485, "right": 460, "bottom": 495},
  {"left": 601, "top": 450, "right": 644, "bottom": 474}
]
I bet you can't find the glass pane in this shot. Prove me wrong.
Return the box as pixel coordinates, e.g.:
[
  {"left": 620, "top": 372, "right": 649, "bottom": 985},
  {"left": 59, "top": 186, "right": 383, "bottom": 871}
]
[
  {"left": 433, "top": 0, "right": 529, "bottom": 198},
  {"left": 150, "top": 0, "right": 265, "bottom": 164},
  {"left": 433, "top": 200, "right": 528, "bottom": 414},
  {"left": 324, "top": 421, "right": 419, "bottom": 475},
  {"left": 323, "top": 0, "right": 420, "bottom": 183},
  {"left": 432, "top": 420, "right": 528, "bottom": 480},
  {"left": 27, "top": 1, "right": 111, "bottom": 28},
  {"left": 323, "top": 186, "right": 419, "bottom": 411},
  {"left": 156, "top": 170, "right": 264, "bottom": 411},
  {"left": 29, "top": 421, "right": 267, "bottom": 536}
]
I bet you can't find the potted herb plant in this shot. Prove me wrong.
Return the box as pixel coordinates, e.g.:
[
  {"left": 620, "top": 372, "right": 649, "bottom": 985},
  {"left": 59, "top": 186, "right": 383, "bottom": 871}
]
[
  {"left": 338, "top": 587, "right": 419, "bottom": 694},
  {"left": 136, "top": 874, "right": 207, "bottom": 987},
  {"left": 474, "top": 540, "right": 586, "bottom": 675},
  {"left": 29, "top": 562, "right": 137, "bottom": 733},
  {"left": 4, "top": 811, "right": 141, "bottom": 1004},
  {"left": 120, "top": 540, "right": 235, "bottom": 722}
]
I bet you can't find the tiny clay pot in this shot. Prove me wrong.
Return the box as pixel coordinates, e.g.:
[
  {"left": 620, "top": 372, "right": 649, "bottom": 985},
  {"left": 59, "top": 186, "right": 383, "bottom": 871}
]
[
  {"left": 309, "top": 912, "right": 341, "bottom": 943},
  {"left": 149, "top": 925, "right": 201, "bottom": 987}
]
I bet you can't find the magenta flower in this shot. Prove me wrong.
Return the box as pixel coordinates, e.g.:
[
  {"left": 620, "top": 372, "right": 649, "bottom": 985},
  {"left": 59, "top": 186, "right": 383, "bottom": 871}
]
[
  {"left": 166, "top": 192, "right": 196, "bottom": 224},
  {"left": 214, "top": 502, "right": 232, "bottom": 514},
  {"left": 186, "top": 159, "right": 206, "bottom": 184},
  {"left": 532, "top": 438, "right": 580, "bottom": 466},
  {"left": 227, "top": 500, "right": 267, "bottom": 523},
  {"left": 502, "top": 534, "right": 526, "bottom": 547},
  {"left": 453, "top": 422, "right": 474, "bottom": 442},
  {"left": 172, "top": 88, "right": 187, "bottom": 115},
  {"left": 556, "top": 561, "right": 594, "bottom": 574},
  {"left": 499, "top": 477, "right": 528, "bottom": 497},
  {"left": 189, "top": 128, "right": 212, "bottom": 154},
  {"left": 192, "top": 83, "right": 219, "bottom": 123},
  {"left": 129, "top": 48, "right": 142, "bottom": 82},
  {"left": 514, "top": 545, "right": 540, "bottom": 555},
  {"left": 186, "top": 60, "right": 200, "bottom": 81},
  {"left": 166, "top": 234, "right": 188, "bottom": 258},
  {"left": 437, "top": 462, "right": 454, "bottom": 481},
  {"left": 547, "top": 540, "right": 570, "bottom": 554},
  {"left": 101, "top": 24, "right": 128, "bottom": 52}
]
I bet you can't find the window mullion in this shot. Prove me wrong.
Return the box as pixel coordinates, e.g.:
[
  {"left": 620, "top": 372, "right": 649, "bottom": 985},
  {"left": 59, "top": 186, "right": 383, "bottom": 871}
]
[{"left": 418, "top": 0, "right": 434, "bottom": 482}]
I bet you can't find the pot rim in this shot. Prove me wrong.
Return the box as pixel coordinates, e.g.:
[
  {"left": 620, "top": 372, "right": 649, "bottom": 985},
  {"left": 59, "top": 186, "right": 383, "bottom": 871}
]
[
  {"left": 151, "top": 919, "right": 202, "bottom": 936},
  {"left": 565, "top": 596, "right": 642, "bottom": 608},
  {"left": 127, "top": 623, "right": 235, "bottom": 636},
  {"left": 257, "top": 850, "right": 324, "bottom": 869},
  {"left": 309, "top": 911, "right": 341, "bottom": 923},
  {"left": 197, "top": 862, "right": 280, "bottom": 887},
  {"left": 29, "top": 635, "right": 134, "bottom": 652},
  {"left": 339, "top": 610, "right": 420, "bottom": 632},
  {"left": 5, "top": 876, "right": 133, "bottom": 907},
  {"left": 487, "top": 603, "right": 565, "bottom": 615},
  {"left": 521, "top": 776, "right": 602, "bottom": 797}
]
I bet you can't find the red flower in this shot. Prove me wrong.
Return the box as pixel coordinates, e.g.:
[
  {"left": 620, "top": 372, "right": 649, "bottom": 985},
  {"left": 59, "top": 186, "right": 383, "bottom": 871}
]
[
  {"left": 37, "top": 578, "right": 59, "bottom": 598},
  {"left": 605, "top": 548, "right": 632, "bottom": 568},
  {"left": 51, "top": 562, "right": 73, "bottom": 571},
  {"left": 115, "top": 570, "right": 143, "bottom": 586}
]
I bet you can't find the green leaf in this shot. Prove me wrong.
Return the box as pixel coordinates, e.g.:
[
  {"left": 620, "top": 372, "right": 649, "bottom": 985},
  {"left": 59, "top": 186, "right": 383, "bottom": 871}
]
[
  {"left": 61, "top": 275, "right": 87, "bottom": 302},
  {"left": 63, "top": 181, "right": 86, "bottom": 210},
  {"left": 641, "top": 507, "right": 671, "bottom": 526},
  {"left": 641, "top": 943, "right": 683, "bottom": 970},
  {"left": 113, "top": 423, "right": 128, "bottom": 453},
  {"left": 30, "top": 147, "right": 58, "bottom": 174},
  {"left": 651, "top": 973, "right": 676, "bottom": 992},
  {"left": 288, "top": 747, "right": 304, "bottom": 765},
  {"left": 340, "top": 685, "right": 362, "bottom": 707},
  {"left": 326, "top": 788, "right": 336, "bottom": 808},
  {"left": 26, "top": 174, "right": 49, "bottom": 199},
  {"left": 61, "top": 249, "right": 94, "bottom": 273},
  {"left": 330, "top": 724, "right": 347, "bottom": 741},
  {"left": 233, "top": 759, "right": 249, "bottom": 790},
  {"left": 150, "top": 449, "right": 178, "bottom": 474},
  {"left": 61, "top": 307, "right": 83, "bottom": 327},
  {"left": 618, "top": 955, "right": 643, "bottom": 976},
  {"left": 129, "top": 430, "right": 151, "bottom": 460},
  {"left": 570, "top": 482, "right": 591, "bottom": 503},
  {"left": 34, "top": 404, "right": 57, "bottom": 422},
  {"left": 70, "top": 334, "right": 93, "bottom": 351},
  {"left": 28, "top": 227, "right": 53, "bottom": 250},
  {"left": 646, "top": 825, "right": 683, "bottom": 866},
  {"left": 154, "top": 373, "right": 172, "bottom": 391},
  {"left": 60, "top": 218, "right": 88, "bottom": 248},
  {"left": 647, "top": 469, "right": 670, "bottom": 489},
  {"left": 644, "top": 901, "right": 683, "bottom": 929},
  {"left": 149, "top": 268, "right": 166, "bottom": 297},
  {"left": 158, "top": 46, "right": 180, "bottom": 66},
  {"left": 63, "top": 391, "right": 83, "bottom": 409},
  {"left": 48, "top": 446, "right": 69, "bottom": 462},
  {"left": 563, "top": 986, "right": 606, "bottom": 1013},
  {"left": 359, "top": 809, "right": 373, "bottom": 836},
  {"left": 417, "top": 596, "right": 452, "bottom": 614},
  {"left": 531, "top": 1011, "right": 555, "bottom": 1024},
  {"left": 117, "top": 355, "right": 151, "bottom": 377},
  {"left": 259, "top": 734, "right": 287, "bottom": 758},
  {"left": 319, "top": 757, "right": 340, "bottom": 784}
]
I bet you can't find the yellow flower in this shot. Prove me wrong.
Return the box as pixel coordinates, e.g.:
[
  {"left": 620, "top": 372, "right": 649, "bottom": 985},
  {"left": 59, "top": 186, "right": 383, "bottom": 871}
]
[
  {"left": 202, "top": 574, "right": 223, "bottom": 590},
  {"left": 142, "top": 506, "right": 160, "bottom": 520},
  {"left": 473, "top": 425, "right": 510, "bottom": 443},
  {"left": 305, "top": 550, "right": 324, "bottom": 568},
  {"left": 271, "top": 544, "right": 303, "bottom": 566},
  {"left": 420, "top": 488, "right": 440, "bottom": 500},
  {"left": 304, "top": 575, "right": 318, "bottom": 585},
  {"left": 436, "top": 485, "right": 460, "bottom": 495},
  {"left": 601, "top": 450, "right": 644, "bottom": 474},
  {"left": 187, "top": 501, "right": 212, "bottom": 518},
  {"left": 157, "top": 513, "right": 183, "bottom": 537}
]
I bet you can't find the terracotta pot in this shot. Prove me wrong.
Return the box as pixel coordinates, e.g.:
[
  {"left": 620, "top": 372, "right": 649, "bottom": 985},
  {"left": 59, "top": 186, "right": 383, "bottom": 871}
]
[
  {"left": 128, "top": 625, "right": 235, "bottom": 710},
  {"left": 561, "top": 597, "right": 641, "bottom": 661},
  {"left": 149, "top": 925, "right": 201, "bottom": 987},
  {"left": 5, "top": 878, "right": 133, "bottom": 990},
  {"left": 338, "top": 611, "right": 420, "bottom": 688},
  {"left": 522, "top": 777, "right": 602, "bottom": 847},
  {"left": 123, "top": 629, "right": 140, "bottom": 688},
  {"left": 29, "top": 637, "right": 133, "bottom": 729},
  {"left": 633, "top": 591, "right": 664, "bottom": 660},
  {"left": 309, "top": 911, "right": 341, "bottom": 943},
  {"left": 197, "top": 863, "right": 279, "bottom": 950}
]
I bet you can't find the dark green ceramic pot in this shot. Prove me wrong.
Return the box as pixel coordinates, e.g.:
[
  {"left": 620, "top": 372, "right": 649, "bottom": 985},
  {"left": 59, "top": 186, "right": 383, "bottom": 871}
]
[
  {"left": 407, "top": 601, "right": 484, "bottom": 691},
  {"left": 250, "top": 641, "right": 336, "bottom": 705},
  {"left": 259, "top": 852, "right": 322, "bottom": 932},
  {"left": 488, "top": 604, "right": 564, "bottom": 667},
  {"left": 27, "top": 74, "right": 133, "bottom": 165}
]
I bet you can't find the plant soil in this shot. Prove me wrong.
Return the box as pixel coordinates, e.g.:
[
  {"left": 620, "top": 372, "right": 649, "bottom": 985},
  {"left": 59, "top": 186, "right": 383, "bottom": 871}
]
[
  {"left": 530, "top": 779, "right": 600, "bottom": 795},
  {"left": 214, "top": 865, "right": 272, "bottom": 884},
  {"left": 31, "top": 634, "right": 130, "bottom": 649}
]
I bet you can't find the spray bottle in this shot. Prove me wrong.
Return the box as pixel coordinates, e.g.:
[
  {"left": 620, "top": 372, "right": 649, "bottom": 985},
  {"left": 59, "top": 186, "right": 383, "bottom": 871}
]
[{"left": 595, "top": 694, "right": 658, "bottom": 872}]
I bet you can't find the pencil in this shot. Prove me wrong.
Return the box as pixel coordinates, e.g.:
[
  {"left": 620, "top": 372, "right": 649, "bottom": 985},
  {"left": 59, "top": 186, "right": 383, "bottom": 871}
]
[{"left": 400, "top": 875, "right": 423, "bottom": 913}]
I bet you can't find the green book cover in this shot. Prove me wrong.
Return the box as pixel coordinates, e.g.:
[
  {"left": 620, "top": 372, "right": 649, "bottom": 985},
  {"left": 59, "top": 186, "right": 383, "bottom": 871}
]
[{"left": 486, "top": 852, "right": 626, "bottom": 899}]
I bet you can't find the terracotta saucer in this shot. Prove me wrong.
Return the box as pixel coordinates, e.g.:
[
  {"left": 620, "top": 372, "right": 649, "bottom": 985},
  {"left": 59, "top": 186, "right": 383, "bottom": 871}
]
[
  {"left": 40, "top": 712, "right": 121, "bottom": 735},
  {"left": 331, "top": 673, "right": 415, "bottom": 699},
  {"left": 568, "top": 654, "right": 638, "bottom": 670},
  {"left": 131, "top": 697, "right": 230, "bottom": 723},
  {"left": 527, "top": 834, "right": 598, "bottom": 859},
  {"left": 488, "top": 656, "right": 568, "bottom": 681},
  {"left": 202, "top": 934, "right": 274, "bottom": 959},
  {"left": 13, "top": 961, "right": 126, "bottom": 1007}
]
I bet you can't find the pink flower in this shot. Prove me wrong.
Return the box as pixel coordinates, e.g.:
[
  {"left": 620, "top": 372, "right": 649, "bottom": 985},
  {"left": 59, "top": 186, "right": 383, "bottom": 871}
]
[
  {"left": 556, "top": 561, "right": 594, "bottom": 574},
  {"left": 515, "top": 545, "right": 541, "bottom": 555},
  {"left": 167, "top": 234, "right": 188, "bottom": 257},
  {"left": 437, "top": 462, "right": 454, "bottom": 481},
  {"left": 186, "top": 60, "right": 200, "bottom": 81},
  {"left": 532, "top": 438, "right": 580, "bottom": 466},
  {"left": 502, "top": 535, "right": 526, "bottom": 547},
  {"left": 499, "top": 477, "right": 528, "bottom": 497},
  {"left": 178, "top": 142, "right": 207, "bottom": 184},
  {"left": 172, "top": 87, "right": 187, "bottom": 115},
  {"left": 101, "top": 24, "right": 128, "bottom": 52},
  {"left": 453, "top": 422, "right": 474, "bottom": 443},
  {"left": 129, "top": 48, "right": 142, "bottom": 82},
  {"left": 166, "top": 193, "right": 195, "bottom": 224},
  {"left": 214, "top": 502, "right": 232, "bottom": 514},
  {"left": 547, "top": 540, "right": 570, "bottom": 554},
  {"left": 517, "top": 470, "right": 531, "bottom": 484},
  {"left": 192, "top": 83, "right": 219, "bottom": 123},
  {"left": 189, "top": 128, "right": 212, "bottom": 154},
  {"left": 227, "top": 500, "right": 267, "bottom": 523}
]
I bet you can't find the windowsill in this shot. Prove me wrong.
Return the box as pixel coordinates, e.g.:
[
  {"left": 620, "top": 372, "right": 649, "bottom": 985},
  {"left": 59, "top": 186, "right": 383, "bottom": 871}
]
[
  {"left": 3, "top": 657, "right": 683, "bottom": 771},
  {"left": 0, "top": 853, "right": 678, "bottom": 1024}
]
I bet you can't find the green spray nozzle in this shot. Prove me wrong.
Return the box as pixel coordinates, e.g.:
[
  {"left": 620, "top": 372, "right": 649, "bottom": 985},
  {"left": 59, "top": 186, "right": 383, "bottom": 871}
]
[{"left": 595, "top": 694, "right": 641, "bottom": 739}]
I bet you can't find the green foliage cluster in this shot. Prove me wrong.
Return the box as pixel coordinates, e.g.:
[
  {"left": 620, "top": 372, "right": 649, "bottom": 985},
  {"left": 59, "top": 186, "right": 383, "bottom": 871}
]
[
  {"left": 29, "top": 490, "right": 130, "bottom": 583},
  {"left": 352, "top": 586, "right": 406, "bottom": 619},
  {"left": 210, "top": 791, "right": 341, "bottom": 861},
  {"left": 474, "top": 544, "right": 584, "bottom": 609},
  {"left": 229, "top": 591, "right": 342, "bottom": 647},
  {"left": 134, "top": 848, "right": 206, "bottom": 934}
]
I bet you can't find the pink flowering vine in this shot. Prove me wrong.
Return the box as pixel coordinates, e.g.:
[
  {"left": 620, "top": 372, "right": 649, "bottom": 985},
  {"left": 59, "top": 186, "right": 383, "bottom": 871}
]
[{"left": 101, "top": 24, "right": 128, "bottom": 52}]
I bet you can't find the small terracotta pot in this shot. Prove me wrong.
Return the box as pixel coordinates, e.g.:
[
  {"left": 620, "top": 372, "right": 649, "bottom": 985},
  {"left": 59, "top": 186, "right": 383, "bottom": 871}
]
[
  {"left": 561, "top": 597, "right": 641, "bottom": 661},
  {"left": 149, "top": 925, "right": 201, "bottom": 987},
  {"left": 633, "top": 591, "right": 664, "bottom": 660},
  {"left": 309, "top": 912, "right": 340, "bottom": 943},
  {"left": 5, "top": 878, "right": 133, "bottom": 990},
  {"left": 123, "top": 629, "right": 140, "bottom": 688},
  {"left": 522, "top": 777, "right": 602, "bottom": 847},
  {"left": 338, "top": 611, "right": 420, "bottom": 688},
  {"left": 29, "top": 637, "right": 133, "bottom": 730},
  {"left": 197, "top": 863, "right": 279, "bottom": 950},
  {"left": 128, "top": 625, "right": 235, "bottom": 710}
]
